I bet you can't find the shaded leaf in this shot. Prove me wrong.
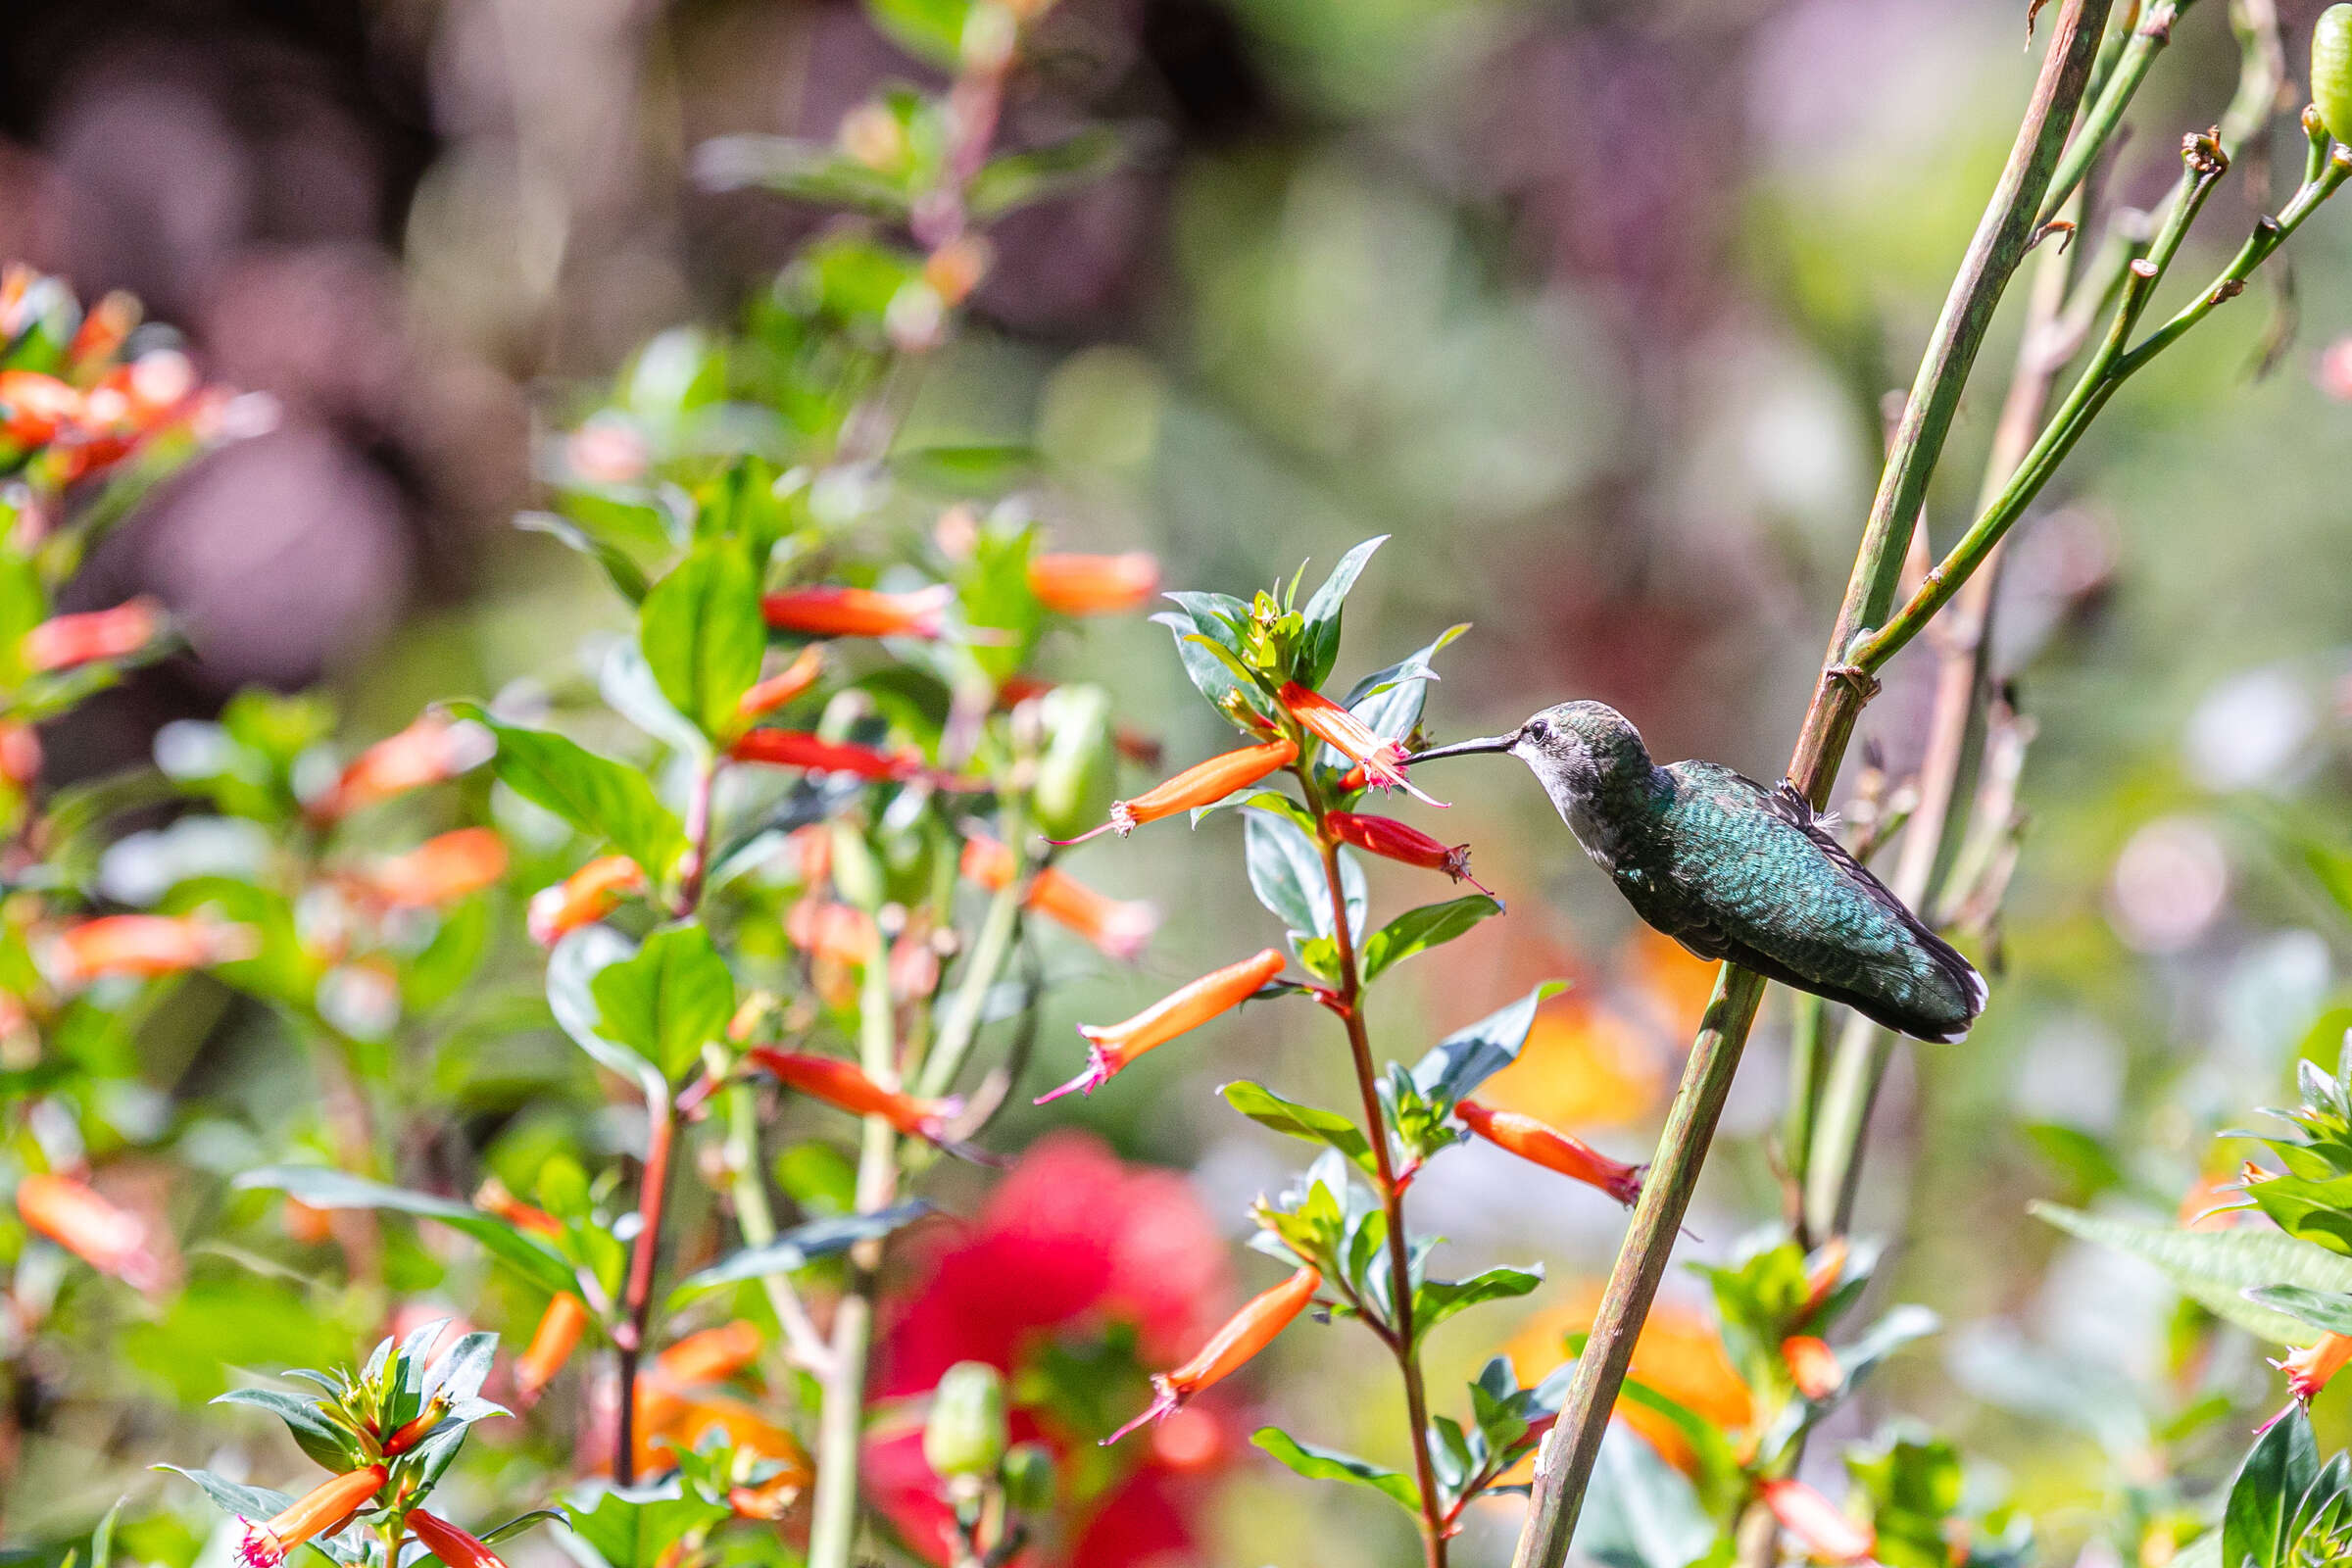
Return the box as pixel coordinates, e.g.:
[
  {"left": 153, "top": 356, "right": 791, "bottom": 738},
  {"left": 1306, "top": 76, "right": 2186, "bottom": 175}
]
[
  {"left": 2248, "top": 1284, "right": 2352, "bottom": 1337},
  {"left": 968, "top": 128, "right": 1129, "bottom": 218},
  {"left": 561, "top": 1481, "right": 731, "bottom": 1568},
  {"left": 2225, "top": 1404, "right": 2318, "bottom": 1568},
  {"left": 2033, "top": 1203, "right": 2352, "bottom": 1345},
  {"left": 669, "top": 1202, "right": 931, "bottom": 1304},
  {"left": 1573, "top": 1428, "right": 1713, "bottom": 1568},
  {"left": 1409, "top": 982, "right": 1568, "bottom": 1112},
  {"left": 232, "top": 1168, "right": 577, "bottom": 1298}
]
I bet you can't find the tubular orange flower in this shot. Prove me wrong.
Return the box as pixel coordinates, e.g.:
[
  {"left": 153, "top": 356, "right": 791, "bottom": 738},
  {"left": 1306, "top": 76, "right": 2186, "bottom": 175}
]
[
  {"left": 1103, "top": 1265, "right": 1320, "bottom": 1444},
  {"left": 923, "top": 235, "right": 993, "bottom": 307},
  {"left": 1782, "top": 1335, "right": 1843, "bottom": 1400},
  {"left": 0, "top": 720, "right": 41, "bottom": 787},
  {"left": 1326, "top": 811, "right": 1493, "bottom": 896},
  {"left": 67, "top": 291, "right": 138, "bottom": 379},
  {"left": 408, "top": 1513, "right": 505, "bottom": 1568},
  {"left": 2279, "top": 1333, "right": 2352, "bottom": 1401},
  {"left": 527, "top": 856, "right": 647, "bottom": 946},
  {"left": 959, "top": 834, "right": 1157, "bottom": 959},
  {"left": 761, "top": 584, "right": 952, "bottom": 639},
  {"left": 1059, "top": 739, "right": 1298, "bottom": 844},
  {"left": 513, "top": 1293, "right": 591, "bottom": 1403},
  {"left": 45, "top": 913, "right": 257, "bottom": 986},
  {"left": 1760, "top": 1479, "right": 1875, "bottom": 1566},
  {"left": 1037, "top": 947, "right": 1286, "bottom": 1103},
  {"left": 737, "top": 644, "right": 827, "bottom": 720},
  {"left": 0, "top": 369, "right": 81, "bottom": 447},
  {"left": 787, "top": 898, "right": 880, "bottom": 966},
  {"left": 16, "top": 1172, "right": 163, "bottom": 1289},
  {"left": 474, "top": 1178, "right": 564, "bottom": 1237},
  {"left": 634, "top": 1393, "right": 811, "bottom": 1477},
  {"left": 730, "top": 729, "right": 979, "bottom": 790},
  {"left": 235, "top": 1466, "right": 388, "bottom": 1568},
  {"left": 1027, "top": 552, "right": 1161, "bottom": 615},
  {"left": 311, "top": 715, "right": 492, "bottom": 821},
  {"left": 367, "top": 828, "right": 508, "bottom": 907},
  {"left": 380, "top": 1398, "right": 449, "bottom": 1456},
  {"left": 654, "top": 1319, "right": 764, "bottom": 1387},
  {"left": 1278, "top": 682, "right": 1443, "bottom": 807},
  {"left": 1456, "top": 1100, "right": 1643, "bottom": 1206},
  {"left": 745, "top": 1048, "right": 959, "bottom": 1143},
  {"left": 22, "top": 598, "right": 164, "bottom": 672}
]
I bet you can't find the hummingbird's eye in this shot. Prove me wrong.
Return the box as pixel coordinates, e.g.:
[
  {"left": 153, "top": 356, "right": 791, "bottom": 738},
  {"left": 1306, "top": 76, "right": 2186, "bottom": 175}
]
[{"left": 1524, "top": 718, "right": 1550, "bottom": 744}]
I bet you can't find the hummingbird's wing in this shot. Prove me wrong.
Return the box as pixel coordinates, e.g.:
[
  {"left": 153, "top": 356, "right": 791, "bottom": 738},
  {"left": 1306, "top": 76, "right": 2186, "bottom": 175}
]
[{"left": 1642, "top": 763, "right": 1986, "bottom": 1042}]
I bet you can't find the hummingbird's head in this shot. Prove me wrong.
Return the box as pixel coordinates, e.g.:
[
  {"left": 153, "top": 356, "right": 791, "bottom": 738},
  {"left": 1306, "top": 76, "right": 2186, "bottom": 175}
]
[{"left": 1405, "top": 701, "right": 1652, "bottom": 806}]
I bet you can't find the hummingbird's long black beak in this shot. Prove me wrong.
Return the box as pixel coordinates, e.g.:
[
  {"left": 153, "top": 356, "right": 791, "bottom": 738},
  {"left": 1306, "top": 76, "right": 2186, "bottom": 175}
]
[{"left": 1403, "top": 730, "right": 1520, "bottom": 764}]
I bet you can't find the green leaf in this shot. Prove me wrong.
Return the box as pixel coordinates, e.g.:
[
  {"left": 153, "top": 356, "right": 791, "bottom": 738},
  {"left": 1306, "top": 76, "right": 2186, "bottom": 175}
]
[
  {"left": 967, "top": 127, "right": 1128, "bottom": 218},
  {"left": 861, "top": 0, "right": 970, "bottom": 68},
  {"left": 639, "top": 541, "right": 763, "bottom": 741},
  {"left": 1359, "top": 896, "right": 1502, "bottom": 984},
  {"left": 1409, "top": 982, "right": 1568, "bottom": 1113},
  {"left": 548, "top": 925, "right": 664, "bottom": 1092},
  {"left": 1245, "top": 808, "right": 1335, "bottom": 940},
  {"left": 156, "top": 1467, "right": 299, "bottom": 1528},
  {"left": 449, "top": 705, "right": 686, "bottom": 881},
  {"left": 1573, "top": 1428, "right": 1713, "bottom": 1568},
  {"left": 668, "top": 1202, "right": 932, "bottom": 1306},
  {"left": 2033, "top": 1202, "right": 2352, "bottom": 1345},
  {"left": 562, "top": 1480, "right": 731, "bottom": 1568},
  {"left": 212, "top": 1388, "right": 361, "bottom": 1471},
  {"left": 1220, "top": 1081, "right": 1374, "bottom": 1173},
  {"left": 514, "top": 509, "right": 652, "bottom": 603},
  {"left": 591, "top": 924, "right": 735, "bottom": 1084},
  {"left": 1615, "top": 1377, "right": 1746, "bottom": 1513},
  {"left": 2247, "top": 1284, "right": 2352, "bottom": 1337},
  {"left": 1413, "top": 1265, "right": 1543, "bottom": 1346},
  {"left": 232, "top": 1167, "right": 579, "bottom": 1298},
  {"left": 1250, "top": 1428, "right": 1420, "bottom": 1514},
  {"left": 1343, "top": 623, "right": 1470, "bottom": 751},
  {"left": 2225, "top": 1404, "right": 2318, "bottom": 1568},
  {"left": 1295, "top": 536, "right": 1386, "bottom": 690},
  {"left": 689, "top": 135, "right": 913, "bottom": 218}
]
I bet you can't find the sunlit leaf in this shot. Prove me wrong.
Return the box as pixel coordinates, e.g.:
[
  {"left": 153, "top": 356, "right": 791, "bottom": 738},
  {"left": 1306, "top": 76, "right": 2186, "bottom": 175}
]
[
  {"left": 1250, "top": 1428, "right": 1419, "bottom": 1513},
  {"left": 1220, "top": 1081, "right": 1374, "bottom": 1173},
  {"left": 2033, "top": 1202, "right": 2352, "bottom": 1345}
]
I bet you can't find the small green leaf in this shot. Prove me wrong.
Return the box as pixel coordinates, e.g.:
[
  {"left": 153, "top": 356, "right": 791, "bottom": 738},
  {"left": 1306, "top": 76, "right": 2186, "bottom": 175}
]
[
  {"left": 689, "top": 135, "right": 913, "bottom": 218},
  {"left": 1359, "top": 896, "right": 1501, "bottom": 984},
  {"left": 2247, "top": 1284, "right": 2352, "bottom": 1337},
  {"left": 639, "top": 540, "right": 762, "bottom": 741},
  {"left": 450, "top": 706, "right": 686, "bottom": 881},
  {"left": 1413, "top": 1265, "right": 1543, "bottom": 1345},
  {"left": 1250, "top": 1428, "right": 1420, "bottom": 1514},
  {"left": 232, "top": 1167, "right": 578, "bottom": 1298},
  {"left": 1296, "top": 536, "right": 1386, "bottom": 689},
  {"left": 1245, "top": 808, "right": 1335, "bottom": 940},
  {"left": 1220, "top": 1081, "right": 1374, "bottom": 1172},
  {"left": 968, "top": 128, "right": 1128, "bottom": 219},
  {"left": 2225, "top": 1404, "right": 2318, "bottom": 1568},
  {"left": 591, "top": 924, "right": 735, "bottom": 1084},
  {"left": 563, "top": 1480, "right": 731, "bottom": 1568},
  {"left": 668, "top": 1202, "right": 932, "bottom": 1307},
  {"left": 860, "top": 0, "right": 971, "bottom": 69},
  {"left": 2033, "top": 1202, "right": 2352, "bottom": 1345},
  {"left": 212, "top": 1389, "right": 359, "bottom": 1471}
]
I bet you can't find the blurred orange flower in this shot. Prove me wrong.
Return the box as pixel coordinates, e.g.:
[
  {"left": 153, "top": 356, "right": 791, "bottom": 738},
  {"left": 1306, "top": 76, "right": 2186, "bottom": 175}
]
[
  {"left": 1626, "top": 926, "right": 1721, "bottom": 1035},
  {"left": 1478, "top": 997, "right": 1664, "bottom": 1130},
  {"left": 16, "top": 1172, "right": 164, "bottom": 1290},
  {"left": 366, "top": 828, "right": 508, "bottom": 907},
  {"left": 1503, "top": 1286, "right": 1749, "bottom": 1473}
]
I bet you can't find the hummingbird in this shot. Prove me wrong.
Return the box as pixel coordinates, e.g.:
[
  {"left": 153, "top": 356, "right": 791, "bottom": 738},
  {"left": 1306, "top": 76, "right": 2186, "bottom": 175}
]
[{"left": 1407, "top": 701, "right": 1985, "bottom": 1043}]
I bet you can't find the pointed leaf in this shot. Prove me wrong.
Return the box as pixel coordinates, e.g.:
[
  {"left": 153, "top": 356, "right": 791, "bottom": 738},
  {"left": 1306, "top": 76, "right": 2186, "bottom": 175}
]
[
  {"left": 1343, "top": 622, "right": 1469, "bottom": 746},
  {"left": 1572, "top": 1429, "right": 1713, "bottom": 1568},
  {"left": 548, "top": 925, "right": 664, "bottom": 1093},
  {"left": 232, "top": 1167, "right": 578, "bottom": 1298},
  {"left": 561, "top": 1481, "right": 731, "bottom": 1568},
  {"left": 1296, "top": 537, "right": 1385, "bottom": 689},
  {"left": 157, "top": 1467, "right": 299, "bottom": 1525},
  {"left": 1245, "top": 808, "right": 1334, "bottom": 940},
  {"left": 669, "top": 1201, "right": 931, "bottom": 1303},
  {"left": 1220, "top": 1081, "right": 1374, "bottom": 1173},
  {"left": 2247, "top": 1285, "right": 2352, "bottom": 1338},
  {"left": 2225, "top": 1405, "right": 2319, "bottom": 1568},
  {"left": 2033, "top": 1203, "right": 2352, "bottom": 1345},
  {"left": 1412, "top": 1265, "right": 1543, "bottom": 1346},
  {"left": 1250, "top": 1428, "right": 1420, "bottom": 1513},
  {"left": 1359, "top": 896, "right": 1501, "bottom": 984},
  {"left": 968, "top": 127, "right": 1128, "bottom": 218},
  {"left": 1410, "top": 982, "right": 1568, "bottom": 1112},
  {"left": 590, "top": 923, "right": 734, "bottom": 1083},
  {"left": 448, "top": 705, "right": 685, "bottom": 880}
]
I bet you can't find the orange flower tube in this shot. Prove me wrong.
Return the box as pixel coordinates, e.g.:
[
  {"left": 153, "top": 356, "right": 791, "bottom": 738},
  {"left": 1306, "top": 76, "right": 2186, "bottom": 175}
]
[
  {"left": 311, "top": 715, "right": 492, "bottom": 821},
  {"left": 1781, "top": 1335, "right": 1843, "bottom": 1400},
  {"left": 1103, "top": 1266, "right": 1320, "bottom": 1444},
  {"left": 1325, "top": 811, "right": 1492, "bottom": 896},
  {"left": 1058, "top": 739, "right": 1298, "bottom": 844},
  {"left": 1759, "top": 1479, "right": 1875, "bottom": 1566},
  {"left": 527, "top": 856, "right": 647, "bottom": 946},
  {"left": 959, "top": 835, "right": 1157, "bottom": 959},
  {"left": 786, "top": 898, "right": 880, "bottom": 966},
  {"left": 1037, "top": 947, "right": 1286, "bottom": 1103},
  {"left": 737, "top": 644, "right": 827, "bottom": 720},
  {"left": 22, "top": 598, "right": 164, "bottom": 672},
  {"left": 1278, "top": 682, "right": 1442, "bottom": 806},
  {"left": 45, "top": 914, "right": 256, "bottom": 986},
  {"left": 1027, "top": 552, "right": 1161, "bottom": 614},
  {"left": 2280, "top": 1333, "right": 2352, "bottom": 1401},
  {"left": 730, "top": 730, "right": 923, "bottom": 781},
  {"left": 654, "top": 1319, "right": 764, "bottom": 1387},
  {"left": 761, "top": 584, "right": 952, "bottom": 639},
  {"left": 407, "top": 1512, "right": 506, "bottom": 1568},
  {"left": 745, "top": 1048, "right": 958, "bottom": 1142},
  {"left": 368, "top": 828, "right": 508, "bottom": 907},
  {"left": 16, "top": 1172, "right": 162, "bottom": 1289},
  {"left": 513, "top": 1293, "right": 591, "bottom": 1403},
  {"left": 1456, "top": 1100, "right": 1643, "bottom": 1207},
  {"left": 235, "top": 1466, "right": 388, "bottom": 1568},
  {"left": 0, "top": 370, "right": 81, "bottom": 446}
]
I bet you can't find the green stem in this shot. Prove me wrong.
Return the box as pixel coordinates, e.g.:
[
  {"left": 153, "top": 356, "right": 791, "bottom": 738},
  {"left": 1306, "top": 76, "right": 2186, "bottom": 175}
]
[
  {"left": 1783, "top": 992, "right": 1828, "bottom": 1241},
  {"left": 2038, "top": 0, "right": 2190, "bottom": 226},
  {"left": 914, "top": 847, "right": 1027, "bottom": 1100},
  {"left": 1508, "top": 8, "right": 2113, "bottom": 1563},
  {"left": 720, "top": 1077, "right": 836, "bottom": 1376}
]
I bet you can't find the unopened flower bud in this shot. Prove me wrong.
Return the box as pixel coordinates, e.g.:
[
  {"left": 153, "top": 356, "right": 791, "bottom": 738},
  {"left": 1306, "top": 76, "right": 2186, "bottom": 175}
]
[
  {"left": 1000, "top": 1442, "right": 1055, "bottom": 1512},
  {"left": 1038, "top": 948, "right": 1286, "bottom": 1102},
  {"left": 2315, "top": 5, "right": 2352, "bottom": 144},
  {"left": 1059, "top": 740, "right": 1298, "bottom": 844},
  {"left": 1104, "top": 1266, "right": 1319, "bottom": 1444},
  {"left": 923, "top": 1361, "right": 1009, "bottom": 1480}
]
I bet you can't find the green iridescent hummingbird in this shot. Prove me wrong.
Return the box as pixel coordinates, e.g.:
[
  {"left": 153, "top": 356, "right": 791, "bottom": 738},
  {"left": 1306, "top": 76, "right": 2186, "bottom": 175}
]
[{"left": 1407, "top": 701, "right": 1985, "bottom": 1043}]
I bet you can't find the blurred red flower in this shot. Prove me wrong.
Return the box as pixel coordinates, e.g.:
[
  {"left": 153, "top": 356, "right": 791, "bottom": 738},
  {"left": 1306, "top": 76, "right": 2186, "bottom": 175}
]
[{"left": 868, "top": 1132, "right": 1236, "bottom": 1565}]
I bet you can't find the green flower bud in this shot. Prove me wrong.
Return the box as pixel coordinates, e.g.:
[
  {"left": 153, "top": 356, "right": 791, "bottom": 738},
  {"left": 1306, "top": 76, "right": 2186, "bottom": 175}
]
[
  {"left": 2317, "top": 5, "right": 2352, "bottom": 145},
  {"left": 923, "top": 1361, "right": 1008, "bottom": 1480},
  {"left": 1031, "top": 685, "right": 1115, "bottom": 842},
  {"left": 999, "top": 1441, "right": 1055, "bottom": 1513},
  {"left": 827, "top": 819, "right": 886, "bottom": 911}
]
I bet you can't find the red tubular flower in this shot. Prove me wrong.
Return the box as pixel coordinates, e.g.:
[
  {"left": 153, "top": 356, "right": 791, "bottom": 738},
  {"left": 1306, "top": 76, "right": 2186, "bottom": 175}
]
[
  {"left": 1456, "top": 1100, "right": 1643, "bottom": 1206},
  {"left": 407, "top": 1512, "right": 505, "bottom": 1568},
  {"left": 1781, "top": 1335, "right": 1843, "bottom": 1400},
  {"left": 1037, "top": 948, "right": 1287, "bottom": 1103},
  {"left": 745, "top": 1048, "right": 959, "bottom": 1143},
  {"left": 22, "top": 598, "right": 164, "bottom": 672},
  {"left": 311, "top": 715, "right": 492, "bottom": 821},
  {"left": 66, "top": 291, "right": 138, "bottom": 378},
  {"left": 2279, "top": 1333, "right": 2352, "bottom": 1401},
  {"left": 1059, "top": 739, "right": 1298, "bottom": 845},
  {"left": 0, "top": 721, "right": 42, "bottom": 787},
  {"left": 737, "top": 643, "right": 827, "bottom": 721},
  {"left": 761, "top": 584, "right": 952, "bottom": 639},
  {"left": 16, "top": 1172, "right": 163, "bottom": 1289},
  {"left": 0, "top": 370, "right": 81, "bottom": 447},
  {"left": 1759, "top": 1479, "right": 1876, "bottom": 1566},
  {"left": 959, "top": 834, "right": 1157, "bottom": 959},
  {"left": 1103, "top": 1266, "right": 1320, "bottom": 1445},
  {"left": 513, "top": 1293, "right": 591, "bottom": 1403},
  {"left": 1278, "top": 682, "right": 1443, "bottom": 807},
  {"left": 1027, "top": 552, "right": 1161, "bottom": 615},
  {"left": 527, "top": 856, "right": 647, "bottom": 946},
  {"left": 730, "top": 728, "right": 970, "bottom": 789},
  {"left": 1325, "top": 811, "right": 1493, "bottom": 896},
  {"left": 235, "top": 1466, "right": 388, "bottom": 1568},
  {"left": 45, "top": 914, "right": 257, "bottom": 986},
  {"left": 367, "top": 828, "right": 508, "bottom": 907},
  {"left": 380, "top": 1399, "right": 449, "bottom": 1456}
]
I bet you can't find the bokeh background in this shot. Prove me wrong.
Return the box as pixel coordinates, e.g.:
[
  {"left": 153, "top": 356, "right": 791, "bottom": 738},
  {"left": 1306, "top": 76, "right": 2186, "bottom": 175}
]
[{"left": 6, "top": 0, "right": 2352, "bottom": 1563}]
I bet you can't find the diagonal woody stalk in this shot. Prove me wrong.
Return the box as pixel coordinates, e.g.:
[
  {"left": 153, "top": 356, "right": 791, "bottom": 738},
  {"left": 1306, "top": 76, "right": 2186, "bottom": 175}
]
[{"left": 1508, "top": 4, "right": 2114, "bottom": 1561}]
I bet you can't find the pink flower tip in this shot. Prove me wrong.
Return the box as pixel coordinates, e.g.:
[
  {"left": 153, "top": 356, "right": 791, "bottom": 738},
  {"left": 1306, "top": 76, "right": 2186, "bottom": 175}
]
[
  {"left": 1102, "top": 1381, "right": 1180, "bottom": 1446},
  {"left": 235, "top": 1524, "right": 287, "bottom": 1568},
  {"left": 1032, "top": 1040, "right": 1113, "bottom": 1104}
]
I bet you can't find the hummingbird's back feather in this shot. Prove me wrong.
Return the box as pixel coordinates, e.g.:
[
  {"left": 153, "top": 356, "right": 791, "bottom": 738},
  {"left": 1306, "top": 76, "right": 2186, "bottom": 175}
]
[{"left": 1626, "top": 763, "right": 1984, "bottom": 1042}]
